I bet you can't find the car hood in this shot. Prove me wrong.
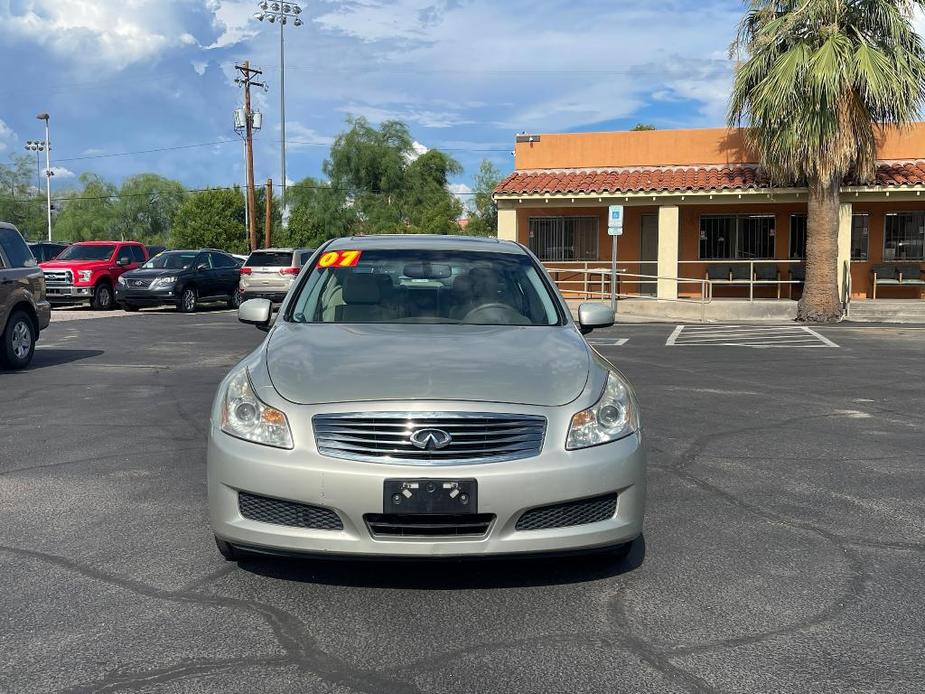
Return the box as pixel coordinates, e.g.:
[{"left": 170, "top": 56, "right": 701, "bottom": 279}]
[
  {"left": 40, "top": 259, "right": 109, "bottom": 269},
  {"left": 265, "top": 322, "right": 591, "bottom": 407}
]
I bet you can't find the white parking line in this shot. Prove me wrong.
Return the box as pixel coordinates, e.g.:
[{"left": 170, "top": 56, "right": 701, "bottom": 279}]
[
  {"left": 667, "top": 324, "right": 839, "bottom": 348},
  {"left": 588, "top": 338, "right": 629, "bottom": 347}
]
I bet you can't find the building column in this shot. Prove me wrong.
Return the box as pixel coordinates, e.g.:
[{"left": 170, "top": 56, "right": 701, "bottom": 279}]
[
  {"left": 836, "top": 202, "right": 852, "bottom": 302},
  {"left": 497, "top": 205, "right": 517, "bottom": 242},
  {"left": 657, "top": 205, "right": 680, "bottom": 300}
]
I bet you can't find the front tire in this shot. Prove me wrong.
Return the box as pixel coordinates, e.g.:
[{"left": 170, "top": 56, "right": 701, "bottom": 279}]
[
  {"left": 214, "top": 536, "right": 239, "bottom": 562},
  {"left": 178, "top": 286, "right": 198, "bottom": 313},
  {"left": 228, "top": 288, "right": 243, "bottom": 310},
  {"left": 91, "top": 282, "right": 115, "bottom": 311},
  {"left": 1, "top": 311, "right": 37, "bottom": 370}
]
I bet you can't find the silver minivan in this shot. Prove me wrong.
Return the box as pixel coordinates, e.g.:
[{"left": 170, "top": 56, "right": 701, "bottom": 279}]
[
  {"left": 239, "top": 248, "right": 315, "bottom": 303},
  {"left": 0, "top": 223, "right": 51, "bottom": 369},
  {"left": 208, "top": 235, "right": 646, "bottom": 562}
]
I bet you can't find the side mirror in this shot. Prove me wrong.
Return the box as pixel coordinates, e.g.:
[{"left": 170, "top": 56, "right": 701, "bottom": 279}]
[
  {"left": 239, "top": 298, "right": 273, "bottom": 332},
  {"left": 116, "top": 258, "right": 130, "bottom": 266},
  {"left": 577, "top": 302, "right": 615, "bottom": 335},
  {"left": 196, "top": 263, "right": 208, "bottom": 271}
]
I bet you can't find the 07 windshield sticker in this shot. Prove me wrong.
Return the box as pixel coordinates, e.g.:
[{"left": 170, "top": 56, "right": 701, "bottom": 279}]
[{"left": 316, "top": 250, "right": 362, "bottom": 269}]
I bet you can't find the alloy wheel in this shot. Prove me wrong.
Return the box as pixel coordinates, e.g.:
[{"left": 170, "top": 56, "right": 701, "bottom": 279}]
[{"left": 11, "top": 320, "right": 32, "bottom": 360}]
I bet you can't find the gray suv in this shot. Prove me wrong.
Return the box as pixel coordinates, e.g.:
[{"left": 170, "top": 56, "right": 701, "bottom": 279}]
[
  {"left": 208, "top": 235, "right": 646, "bottom": 562},
  {"left": 0, "top": 223, "right": 51, "bottom": 369}
]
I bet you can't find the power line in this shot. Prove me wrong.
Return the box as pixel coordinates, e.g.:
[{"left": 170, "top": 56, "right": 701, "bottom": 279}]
[{"left": 50, "top": 138, "right": 509, "bottom": 163}]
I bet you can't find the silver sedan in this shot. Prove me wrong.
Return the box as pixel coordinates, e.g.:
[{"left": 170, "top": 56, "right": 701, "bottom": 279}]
[{"left": 207, "top": 235, "right": 646, "bottom": 561}]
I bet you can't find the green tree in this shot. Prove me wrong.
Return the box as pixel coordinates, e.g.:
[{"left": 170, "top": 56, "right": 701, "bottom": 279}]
[
  {"left": 170, "top": 188, "right": 248, "bottom": 254},
  {"left": 464, "top": 160, "right": 502, "bottom": 236},
  {"left": 630, "top": 123, "right": 657, "bottom": 131},
  {"left": 113, "top": 174, "right": 186, "bottom": 245},
  {"left": 729, "top": 0, "right": 925, "bottom": 322},
  {"left": 322, "top": 116, "right": 464, "bottom": 234},
  {"left": 0, "top": 155, "right": 45, "bottom": 240},
  {"left": 53, "top": 173, "right": 119, "bottom": 242},
  {"left": 402, "top": 150, "right": 463, "bottom": 233},
  {"left": 282, "top": 177, "right": 356, "bottom": 248}
]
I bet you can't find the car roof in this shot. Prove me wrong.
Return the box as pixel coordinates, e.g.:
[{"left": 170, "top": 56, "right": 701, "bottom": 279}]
[
  {"left": 73, "top": 240, "right": 137, "bottom": 245},
  {"left": 250, "top": 248, "right": 297, "bottom": 253},
  {"left": 325, "top": 234, "right": 522, "bottom": 254}
]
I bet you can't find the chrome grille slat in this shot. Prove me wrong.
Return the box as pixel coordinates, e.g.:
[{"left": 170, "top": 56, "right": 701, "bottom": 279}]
[{"left": 313, "top": 412, "right": 546, "bottom": 465}]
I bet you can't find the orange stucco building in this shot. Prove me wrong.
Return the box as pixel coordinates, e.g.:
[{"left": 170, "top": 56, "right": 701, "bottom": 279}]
[{"left": 493, "top": 126, "right": 925, "bottom": 302}]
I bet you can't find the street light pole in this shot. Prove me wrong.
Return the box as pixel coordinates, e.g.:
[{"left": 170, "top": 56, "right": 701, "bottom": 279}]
[
  {"left": 36, "top": 113, "right": 52, "bottom": 242},
  {"left": 254, "top": 2, "right": 303, "bottom": 228}
]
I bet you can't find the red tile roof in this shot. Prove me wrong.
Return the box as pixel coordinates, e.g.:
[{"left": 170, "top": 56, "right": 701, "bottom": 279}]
[{"left": 493, "top": 162, "right": 925, "bottom": 196}]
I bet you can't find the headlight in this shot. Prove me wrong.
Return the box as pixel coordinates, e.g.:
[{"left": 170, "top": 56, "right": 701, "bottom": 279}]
[
  {"left": 566, "top": 371, "right": 639, "bottom": 450},
  {"left": 150, "top": 275, "right": 177, "bottom": 289},
  {"left": 220, "top": 369, "right": 293, "bottom": 449},
  {"left": 77, "top": 270, "right": 92, "bottom": 283},
  {"left": 116, "top": 275, "right": 126, "bottom": 285}
]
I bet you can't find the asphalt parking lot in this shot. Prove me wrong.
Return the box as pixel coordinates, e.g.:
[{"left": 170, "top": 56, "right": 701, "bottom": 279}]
[{"left": 2, "top": 311, "right": 924, "bottom": 693}]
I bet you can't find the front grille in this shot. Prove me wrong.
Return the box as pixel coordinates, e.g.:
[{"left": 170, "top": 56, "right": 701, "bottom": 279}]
[
  {"left": 238, "top": 492, "right": 343, "bottom": 530},
  {"left": 43, "top": 269, "right": 72, "bottom": 286},
  {"left": 364, "top": 513, "right": 495, "bottom": 538},
  {"left": 515, "top": 493, "right": 618, "bottom": 531},
  {"left": 313, "top": 413, "right": 546, "bottom": 464},
  {"left": 127, "top": 278, "right": 153, "bottom": 289}
]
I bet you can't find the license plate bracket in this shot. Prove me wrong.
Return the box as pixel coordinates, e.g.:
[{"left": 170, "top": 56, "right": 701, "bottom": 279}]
[{"left": 383, "top": 479, "right": 477, "bottom": 514}]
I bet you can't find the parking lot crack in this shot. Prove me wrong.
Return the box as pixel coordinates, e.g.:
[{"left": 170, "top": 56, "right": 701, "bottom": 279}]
[{"left": 0, "top": 545, "right": 422, "bottom": 694}]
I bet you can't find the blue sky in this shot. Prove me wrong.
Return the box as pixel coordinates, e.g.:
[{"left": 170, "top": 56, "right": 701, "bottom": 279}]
[{"left": 0, "top": 0, "right": 749, "bottom": 198}]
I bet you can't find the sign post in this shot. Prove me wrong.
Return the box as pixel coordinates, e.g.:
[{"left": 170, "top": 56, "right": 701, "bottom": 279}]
[{"left": 607, "top": 205, "right": 624, "bottom": 312}]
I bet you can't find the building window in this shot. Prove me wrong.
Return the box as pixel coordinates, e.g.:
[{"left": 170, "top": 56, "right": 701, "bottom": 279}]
[
  {"left": 851, "top": 214, "right": 869, "bottom": 261},
  {"left": 884, "top": 212, "right": 924, "bottom": 260},
  {"left": 789, "top": 215, "right": 807, "bottom": 259},
  {"left": 699, "top": 215, "right": 776, "bottom": 260},
  {"left": 528, "top": 216, "right": 599, "bottom": 261}
]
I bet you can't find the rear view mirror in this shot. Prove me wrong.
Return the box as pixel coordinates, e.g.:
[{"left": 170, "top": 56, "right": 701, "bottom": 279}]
[
  {"left": 403, "top": 262, "right": 452, "bottom": 279},
  {"left": 116, "top": 258, "right": 130, "bottom": 266},
  {"left": 577, "top": 302, "right": 615, "bottom": 335},
  {"left": 239, "top": 298, "right": 273, "bottom": 332}
]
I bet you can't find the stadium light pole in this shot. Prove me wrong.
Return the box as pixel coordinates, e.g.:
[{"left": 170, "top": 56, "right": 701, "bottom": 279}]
[
  {"left": 254, "top": 1, "right": 303, "bottom": 228},
  {"left": 34, "top": 114, "right": 53, "bottom": 242}
]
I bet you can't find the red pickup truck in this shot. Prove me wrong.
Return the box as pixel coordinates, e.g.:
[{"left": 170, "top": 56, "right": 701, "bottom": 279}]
[{"left": 40, "top": 241, "right": 149, "bottom": 310}]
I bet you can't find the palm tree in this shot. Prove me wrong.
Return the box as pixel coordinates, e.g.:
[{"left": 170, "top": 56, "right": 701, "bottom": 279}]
[{"left": 729, "top": 0, "right": 925, "bottom": 321}]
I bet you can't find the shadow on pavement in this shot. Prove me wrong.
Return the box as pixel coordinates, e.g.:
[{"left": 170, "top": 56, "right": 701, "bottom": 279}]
[
  {"left": 24, "top": 349, "right": 105, "bottom": 369},
  {"left": 238, "top": 536, "right": 646, "bottom": 589}
]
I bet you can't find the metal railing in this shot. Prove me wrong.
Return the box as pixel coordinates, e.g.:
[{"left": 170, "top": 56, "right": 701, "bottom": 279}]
[
  {"left": 545, "top": 265, "right": 713, "bottom": 323},
  {"left": 677, "top": 259, "right": 806, "bottom": 301}
]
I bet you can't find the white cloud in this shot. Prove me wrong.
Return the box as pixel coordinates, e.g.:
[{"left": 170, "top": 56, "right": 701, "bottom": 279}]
[
  {"left": 192, "top": 60, "right": 209, "bottom": 76},
  {"left": 315, "top": 0, "right": 455, "bottom": 42},
  {"left": 448, "top": 182, "right": 474, "bottom": 212},
  {"left": 0, "top": 0, "right": 201, "bottom": 70},
  {"left": 282, "top": 121, "right": 335, "bottom": 149},
  {"left": 0, "top": 119, "right": 14, "bottom": 153},
  {"left": 206, "top": 0, "right": 261, "bottom": 49},
  {"left": 50, "top": 166, "right": 76, "bottom": 179},
  {"left": 338, "top": 103, "right": 474, "bottom": 129}
]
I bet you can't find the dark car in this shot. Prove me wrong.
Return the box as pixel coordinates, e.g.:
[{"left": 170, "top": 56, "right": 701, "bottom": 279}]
[
  {"left": 146, "top": 245, "right": 167, "bottom": 258},
  {"left": 1, "top": 223, "right": 51, "bottom": 369},
  {"left": 27, "top": 242, "right": 69, "bottom": 263},
  {"left": 115, "top": 249, "right": 243, "bottom": 313}
]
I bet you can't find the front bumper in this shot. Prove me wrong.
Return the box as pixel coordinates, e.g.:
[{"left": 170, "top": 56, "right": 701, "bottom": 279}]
[
  {"left": 208, "top": 425, "right": 646, "bottom": 558},
  {"left": 45, "top": 285, "right": 93, "bottom": 304},
  {"left": 115, "top": 286, "right": 176, "bottom": 306}
]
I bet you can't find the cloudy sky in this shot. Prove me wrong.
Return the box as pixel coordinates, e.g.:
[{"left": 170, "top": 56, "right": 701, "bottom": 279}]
[{"left": 0, "top": 0, "right": 747, "bottom": 196}]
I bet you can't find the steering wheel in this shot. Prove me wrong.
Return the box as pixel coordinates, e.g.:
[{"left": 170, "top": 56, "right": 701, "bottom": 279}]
[{"left": 463, "top": 302, "right": 528, "bottom": 324}]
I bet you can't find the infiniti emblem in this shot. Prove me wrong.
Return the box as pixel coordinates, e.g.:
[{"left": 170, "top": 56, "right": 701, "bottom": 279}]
[{"left": 409, "top": 428, "right": 453, "bottom": 450}]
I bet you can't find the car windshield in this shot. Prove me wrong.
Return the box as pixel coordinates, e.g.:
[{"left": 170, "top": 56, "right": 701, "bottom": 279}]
[
  {"left": 289, "top": 248, "right": 561, "bottom": 326},
  {"left": 56, "top": 244, "right": 116, "bottom": 261},
  {"left": 143, "top": 251, "right": 198, "bottom": 270}
]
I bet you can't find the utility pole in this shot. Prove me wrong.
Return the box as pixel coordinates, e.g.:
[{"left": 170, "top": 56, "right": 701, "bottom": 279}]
[
  {"left": 234, "top": 61, "right": 265, "bottom": 252},
  {"left": 264, "top": 178, "right": 273, "bottom": 249}
]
